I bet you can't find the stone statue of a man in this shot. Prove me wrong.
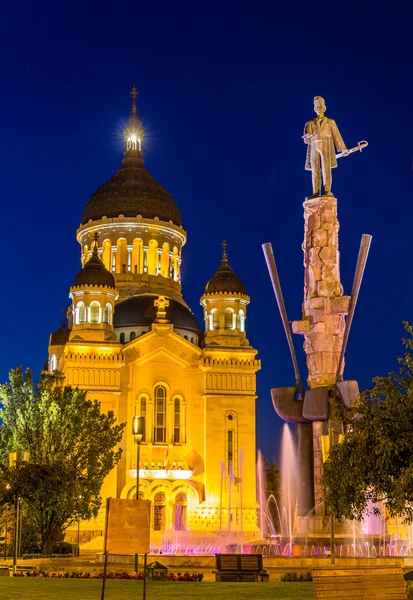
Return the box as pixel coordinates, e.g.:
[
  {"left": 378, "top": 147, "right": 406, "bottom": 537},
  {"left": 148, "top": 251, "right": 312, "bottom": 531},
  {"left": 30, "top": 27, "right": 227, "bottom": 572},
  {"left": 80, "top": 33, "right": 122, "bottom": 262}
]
[{"left": 303, "top": 96, "right": 348, "bottom": 199}]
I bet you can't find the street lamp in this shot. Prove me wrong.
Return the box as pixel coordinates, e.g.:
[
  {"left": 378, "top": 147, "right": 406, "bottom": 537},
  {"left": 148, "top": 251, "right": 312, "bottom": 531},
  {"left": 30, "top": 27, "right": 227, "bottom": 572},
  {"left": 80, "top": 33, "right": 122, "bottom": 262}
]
[
  {"left": 132, "top": 416, "right": 145, "bottom": 573},
  {"left": 132, "top": 416, "right": 145, "bottom": 500}
]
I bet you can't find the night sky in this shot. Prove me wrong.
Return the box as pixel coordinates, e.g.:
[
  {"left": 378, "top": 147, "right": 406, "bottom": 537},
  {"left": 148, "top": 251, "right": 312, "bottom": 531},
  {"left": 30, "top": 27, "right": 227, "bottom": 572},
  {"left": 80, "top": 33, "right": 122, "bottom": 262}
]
[{"left": 1, "top": 2, "right": 412, "bottom": 463}]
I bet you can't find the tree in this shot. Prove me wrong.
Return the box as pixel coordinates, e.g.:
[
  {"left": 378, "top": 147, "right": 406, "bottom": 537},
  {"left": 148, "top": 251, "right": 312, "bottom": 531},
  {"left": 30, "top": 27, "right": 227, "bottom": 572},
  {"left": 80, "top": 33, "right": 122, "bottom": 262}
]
[
  {"left": 0, "top": 368, "right": 125, "bottom": 554},
  {"left": 323, "top": 323, "right": 413, "bottom": 523}
]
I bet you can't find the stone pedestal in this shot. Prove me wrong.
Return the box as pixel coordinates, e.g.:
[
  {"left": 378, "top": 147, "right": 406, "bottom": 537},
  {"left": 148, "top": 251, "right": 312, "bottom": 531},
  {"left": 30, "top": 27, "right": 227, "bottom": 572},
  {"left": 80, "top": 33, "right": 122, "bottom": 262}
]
[
  {"left": 292, "top": 196, "right": 350, "bottom": 516},
  {"left": 292, "top": 196, "right": 350, "bottom": 388}
]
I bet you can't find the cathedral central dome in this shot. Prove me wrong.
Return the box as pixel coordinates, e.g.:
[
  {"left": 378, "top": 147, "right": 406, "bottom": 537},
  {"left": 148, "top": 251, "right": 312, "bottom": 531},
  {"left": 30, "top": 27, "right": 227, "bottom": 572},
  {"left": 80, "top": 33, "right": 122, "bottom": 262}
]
[{"left": 81, "top": 155, "right": 182, "bottom": 226}]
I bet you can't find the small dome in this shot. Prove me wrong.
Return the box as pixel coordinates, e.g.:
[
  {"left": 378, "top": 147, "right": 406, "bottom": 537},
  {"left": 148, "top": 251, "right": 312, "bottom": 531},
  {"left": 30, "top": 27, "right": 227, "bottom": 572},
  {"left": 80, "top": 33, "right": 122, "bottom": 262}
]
[
  {"left": 204, "top": 242, "right": 246, "bottom": 295},
  {"left": 73, "top": 246, "right": 115, "bottom": 289},
  {"left": 50, "top": 321, "right": 70, "bottom": 346},
  {"left": 114, "top": 294, "right": 202, "bottom": 335}
]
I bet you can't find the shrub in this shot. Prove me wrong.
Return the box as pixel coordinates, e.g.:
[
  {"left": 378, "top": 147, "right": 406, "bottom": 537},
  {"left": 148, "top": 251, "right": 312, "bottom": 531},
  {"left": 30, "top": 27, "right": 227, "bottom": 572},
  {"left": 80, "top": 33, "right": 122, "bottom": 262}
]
[
  {"left": 281, "top": 571, "right": 312, "bottom": 582},
  {"left": 52, "top": 541, "right": 73, "bottom": 555}
]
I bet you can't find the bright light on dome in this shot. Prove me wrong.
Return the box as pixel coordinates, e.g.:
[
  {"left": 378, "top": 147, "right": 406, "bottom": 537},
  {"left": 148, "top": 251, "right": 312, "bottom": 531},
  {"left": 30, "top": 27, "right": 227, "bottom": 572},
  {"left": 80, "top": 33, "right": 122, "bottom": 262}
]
[{"left": 131, "top": 134, "right": 137, "bottom": 145}]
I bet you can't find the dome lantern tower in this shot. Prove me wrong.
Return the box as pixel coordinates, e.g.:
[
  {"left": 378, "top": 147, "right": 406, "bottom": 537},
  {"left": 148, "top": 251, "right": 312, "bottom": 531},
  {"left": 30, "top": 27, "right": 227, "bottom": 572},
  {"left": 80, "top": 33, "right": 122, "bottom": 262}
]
[
  {"left": 69, "top": 234, "right": 119, "bottom": 343},
  {"left": 124, "top": 86, "right": 143, "bottom": 152},
  {"left": 200, "top": 241, "right": 250, "bottom": 346}
]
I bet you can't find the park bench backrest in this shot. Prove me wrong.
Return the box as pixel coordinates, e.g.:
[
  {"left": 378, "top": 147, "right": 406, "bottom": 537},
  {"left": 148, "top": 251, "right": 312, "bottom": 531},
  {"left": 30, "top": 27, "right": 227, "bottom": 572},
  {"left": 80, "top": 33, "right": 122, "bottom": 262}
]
[
  {"left": 215, "top": 554, "right": 263, "bottom": 572},
  {"left": 216, "top": 554, "right": 239, "bottom": 571},
  {"left": 313, "top": 566, "right": 407, "bottom": 599},
  {"left": 239, "top": 555, "right": 263, "bottom": 571}
]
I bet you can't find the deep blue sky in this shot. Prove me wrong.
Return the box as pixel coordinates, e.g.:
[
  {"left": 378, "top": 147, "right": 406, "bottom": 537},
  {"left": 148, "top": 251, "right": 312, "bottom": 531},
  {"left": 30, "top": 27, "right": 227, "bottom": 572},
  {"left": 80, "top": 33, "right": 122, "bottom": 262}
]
[{"left": 1, "top": 2, "right": 412, "bottom": 463}]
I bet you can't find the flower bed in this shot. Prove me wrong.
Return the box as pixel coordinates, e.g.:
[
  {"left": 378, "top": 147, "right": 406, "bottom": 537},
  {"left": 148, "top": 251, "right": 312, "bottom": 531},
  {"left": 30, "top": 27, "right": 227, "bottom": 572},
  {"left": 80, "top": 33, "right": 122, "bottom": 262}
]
[{"left": 16, "top": 570, "right": 204, "bottom": 581}]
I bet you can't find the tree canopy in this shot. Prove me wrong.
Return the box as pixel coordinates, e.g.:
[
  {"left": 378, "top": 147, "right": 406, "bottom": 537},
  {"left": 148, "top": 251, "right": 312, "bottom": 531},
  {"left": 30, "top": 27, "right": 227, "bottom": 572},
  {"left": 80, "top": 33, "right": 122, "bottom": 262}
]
[
  {"left": 0, "top": 368, "right": 125, "bottom": 553},
  {"left": 323, "top": 323, "right": 413, "bottom": 523}
]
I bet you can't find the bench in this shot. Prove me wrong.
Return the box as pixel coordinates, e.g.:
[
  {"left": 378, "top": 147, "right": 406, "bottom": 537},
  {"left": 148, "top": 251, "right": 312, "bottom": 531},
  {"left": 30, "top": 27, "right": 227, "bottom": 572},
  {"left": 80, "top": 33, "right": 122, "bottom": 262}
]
[
  {"left": 313, "top": 566, "right": 407, "bottom": 599},
  {"left": 214, "top": 554, "right": 269, "bottom": 582}
]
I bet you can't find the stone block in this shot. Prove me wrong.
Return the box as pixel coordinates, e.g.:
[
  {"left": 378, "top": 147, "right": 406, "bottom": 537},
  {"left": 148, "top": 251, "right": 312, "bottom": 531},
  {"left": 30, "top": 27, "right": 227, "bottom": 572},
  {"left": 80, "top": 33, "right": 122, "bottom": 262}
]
[
  {"left": 320, "top": 207, "right": 337, "bottom": 224},
  {"left": 312, "top": 229, "right": 328, "bottom": 247},
  {"left": 292, "top": 319, "right": 310, "bottom": 334},
  {"left": 303, "top": 338, "right": 313, "bottom": 354},
  {"left": 307, "top": 213, "right": 321, "bottom": 230},
  {"left": 330, "top": 296, "right": 350, "bottom": 315},
  {"left": 308, "top": 310, "right": 327, "bottom": 324},
  {"left": 308, "top": 247, "right": 321, "bottom": 265},
  {"left": 319, "top": 246, "right": 338, "bottom": 265},
  {"left": 308, "top": 334, "right": 335, "bottom": 353},
  {"left": 323, "top": 314, "right": 344, "bottom": 334},
  {"left": 317, "top": 279, "right": 342, "bottom": 297},
  {"left": 306, "top": 297, "right": 327, "bottom": 311},
  {"left": 308, "top": 373, "right": 337, "bottom": 388}
]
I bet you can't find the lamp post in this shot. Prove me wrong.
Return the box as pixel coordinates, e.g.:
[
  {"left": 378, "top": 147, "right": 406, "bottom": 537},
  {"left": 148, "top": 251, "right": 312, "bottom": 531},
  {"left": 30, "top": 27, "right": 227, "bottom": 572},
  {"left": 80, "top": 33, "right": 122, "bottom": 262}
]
[{"left": 132, "top": 416, "right": 145, "bottom": 573}]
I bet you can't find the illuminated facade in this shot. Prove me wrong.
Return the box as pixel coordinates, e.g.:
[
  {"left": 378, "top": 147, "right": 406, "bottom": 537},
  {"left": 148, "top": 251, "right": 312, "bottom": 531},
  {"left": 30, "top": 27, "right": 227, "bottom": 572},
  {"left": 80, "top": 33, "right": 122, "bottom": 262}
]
[{"left": 48, "top": 89, "right": 260, "bottom": 549}]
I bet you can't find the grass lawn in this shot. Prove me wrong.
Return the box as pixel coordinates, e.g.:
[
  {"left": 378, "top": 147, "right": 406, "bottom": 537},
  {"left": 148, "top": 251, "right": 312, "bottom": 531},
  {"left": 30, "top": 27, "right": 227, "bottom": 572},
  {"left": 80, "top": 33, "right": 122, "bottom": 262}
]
[{"left": 0, "top": 579, "right": 315, "bottom": 600}]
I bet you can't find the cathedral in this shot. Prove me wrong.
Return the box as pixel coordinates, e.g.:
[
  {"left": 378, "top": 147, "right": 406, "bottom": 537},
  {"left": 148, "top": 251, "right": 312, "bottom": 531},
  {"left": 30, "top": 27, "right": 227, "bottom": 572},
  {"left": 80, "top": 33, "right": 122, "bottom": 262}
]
[{"left": 48, "top": 89, "right": 261, "bottom": 549}]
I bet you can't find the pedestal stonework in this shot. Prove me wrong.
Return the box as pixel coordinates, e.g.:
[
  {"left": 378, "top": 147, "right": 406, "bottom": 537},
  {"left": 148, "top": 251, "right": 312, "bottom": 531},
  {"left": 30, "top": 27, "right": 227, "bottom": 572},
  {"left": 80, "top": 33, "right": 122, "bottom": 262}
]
[
  {"left": 292, "top": 196, "right": 350, "bottom": 389},
  {"left": 292, "top": 196, "right": 350, "bottom": 515}
]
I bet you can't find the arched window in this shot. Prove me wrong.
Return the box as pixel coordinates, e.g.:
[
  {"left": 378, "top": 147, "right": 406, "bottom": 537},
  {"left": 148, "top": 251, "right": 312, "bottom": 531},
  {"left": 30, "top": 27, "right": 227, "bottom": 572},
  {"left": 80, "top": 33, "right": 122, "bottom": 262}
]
[
  {"left": 102, "top": 240, "right": 112, "bottom": 271},
  {"left": 130, "top": 331, "right": 136, "bottom": 341},
  {"left": 224, "top": 308, "right": 234, "bottom": 330},
  {"left": 132, "top": 238, "right": 143, "bottom": 274},
  {"left": 172, "top": 246, "right": 180, "bottom": 281},
  {"left": 160, "top": 242, "right": 170, "bottom": 278},
  {"left": 238, "top": 309, "right": 245, "bottom": 332},
  {"left": 154, "top": 492, "right": 166, "bottom": 530},
  {"left": 89, "top": 301, "right": 100, "bottom": 324},
  {"left": 103, "top": 303, "right": 112, "bottom": 325},
  {"left": 77, "top": 302, "right": 85, "bottom": 325},
  {"left": 174, "top": 492, "right": 187, "bottom": 531},
  {"left": 225, "top": 411, "right": 238, "bottom": 480},
  {"left": 211, "top": 309, "right": 219, "bottom": 330},
  {"left": 154, "top": 385, "right": 167, "bottom": 443},
  {"left": 50, "top": 355, "right": 57, "bottom": 372},
  {"left": 116, "top": 238, "right": 128, "bottom": 273},
  {"left": 119, "top": 332, "right": 125, "bottom": 344},
  {"left": 173, "top": 397, "right": 181, "bottom": 443},
  {"left": 134, "top": 395, "right": 147, "bottom": 442},
  {"left": 147, "top": 240, "right": 158, "bottom": 275}
]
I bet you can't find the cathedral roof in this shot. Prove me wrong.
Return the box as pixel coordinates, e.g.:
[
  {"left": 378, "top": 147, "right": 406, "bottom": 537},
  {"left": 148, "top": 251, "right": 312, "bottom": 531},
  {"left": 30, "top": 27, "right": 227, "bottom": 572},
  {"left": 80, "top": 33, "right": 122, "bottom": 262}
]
[
  {"left": 50, "top": 320, "right": 70, "bottom": 346},
  {"left": 114, "top": 294, "right": 202, "bottom": 335},
  {"left": 81, "top": 89, "right": 182, "bottom": 226},
  {"left": 204, "top": 241, "right": 246, "bottom": 295},
  {"left": 81, "top": 158, "right": 182, "bottom": 226},
  {"left": 73, "top": 244, "right": 115, "bottom": 289}
]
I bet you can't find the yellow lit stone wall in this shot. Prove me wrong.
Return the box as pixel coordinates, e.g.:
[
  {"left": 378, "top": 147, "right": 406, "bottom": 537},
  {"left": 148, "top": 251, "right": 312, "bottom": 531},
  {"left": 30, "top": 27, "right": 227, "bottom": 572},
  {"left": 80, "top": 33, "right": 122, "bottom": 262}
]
[{"left": 58, "top": 317, "right": 260, "bottom": 542}]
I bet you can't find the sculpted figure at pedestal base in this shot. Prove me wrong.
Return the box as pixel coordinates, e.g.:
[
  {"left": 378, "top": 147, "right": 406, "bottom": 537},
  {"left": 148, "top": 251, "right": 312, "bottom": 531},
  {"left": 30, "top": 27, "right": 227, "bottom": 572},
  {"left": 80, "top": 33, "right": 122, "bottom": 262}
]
[{"left": 303, "top": 96, "right": 348, "bottom": 199}]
